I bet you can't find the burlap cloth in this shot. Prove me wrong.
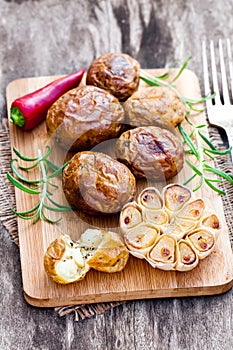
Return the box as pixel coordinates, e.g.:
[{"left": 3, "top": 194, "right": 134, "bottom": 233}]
[{"left": 0, "top": 123, "right": 232, "bottom": 321}]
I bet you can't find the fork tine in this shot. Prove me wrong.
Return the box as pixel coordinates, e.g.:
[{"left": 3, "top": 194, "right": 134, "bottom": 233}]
[
  {"left": 202, "top": 41, "right": 212, "bottom": 108},
  {"left": 210, "top": 40, "right": 221, "bottom": 104},
  {"left": 219, "top": 39, "right": 230, "bottom": 104},
  {"left": 226, "top": 38, "right": 233, "bottom": 101}
]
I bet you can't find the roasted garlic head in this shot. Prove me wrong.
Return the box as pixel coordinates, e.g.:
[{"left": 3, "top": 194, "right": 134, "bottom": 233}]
[
  {"left": 44, "top": 228, "right": 129, "bottom": 284},
  {"left": 120, "top": 184, "right": 221, "bottom": 272}
]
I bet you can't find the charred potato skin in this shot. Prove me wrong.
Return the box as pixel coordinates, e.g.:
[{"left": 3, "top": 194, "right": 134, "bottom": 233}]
[
  {"left": 46, "top": 85, "right": 124, "bottom": 152},
  {"left": 62, "top": 151, "right": 136, "bottom": 215},
  {"left": 124, "top": 86, "right": 186, "bottom": 128},
  {"left": 115, "top": 126, "right": 184, "bottom": 180},
  {"left": 86, "top": 53, "right": 141, "bottom": 101}
]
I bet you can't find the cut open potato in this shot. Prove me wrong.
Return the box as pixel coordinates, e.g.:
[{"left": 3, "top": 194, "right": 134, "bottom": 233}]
[{"left": 44, "top": 228, "right": 129, "bottom": 284}]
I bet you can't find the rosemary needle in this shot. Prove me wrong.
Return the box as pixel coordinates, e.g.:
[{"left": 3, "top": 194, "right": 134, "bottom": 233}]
[{"left": 7, "top": 147, "right": 74, "bottom": 224}]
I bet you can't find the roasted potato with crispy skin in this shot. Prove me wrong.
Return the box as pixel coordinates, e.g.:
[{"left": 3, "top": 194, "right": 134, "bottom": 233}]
[
  {"left": 115, "top": 126, "right": 184, "bottom": 180},
  {"left": 46, "top": 85, "right": 124, "bottom": 152},
  {"left": 86, "top": 53, "right": 141, "bottom": 101},
  {"left": 62, "top": 151, "right": 136, "bottom": 215},
  {"left": 124, "top": 86, "right": 186, "bottom": 128}
]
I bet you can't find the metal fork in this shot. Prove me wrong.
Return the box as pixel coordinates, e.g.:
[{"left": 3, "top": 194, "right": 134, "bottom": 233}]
[{"left": 202, "top": 39, "right": 233, "bottom": 160}]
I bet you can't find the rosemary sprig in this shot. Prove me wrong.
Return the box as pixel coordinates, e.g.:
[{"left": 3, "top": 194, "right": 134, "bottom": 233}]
[
  {"left": 7, "top": 147, "right": 74, "bottom": 224},
  {"left": 140, "top": 57, "right": 215, "bottom": 115},
  {"left": 179, "top": 119, "right": 232, "bottom": 194},
  {"left": 140, "top": 58, "right": 233, "bottom": 195}
]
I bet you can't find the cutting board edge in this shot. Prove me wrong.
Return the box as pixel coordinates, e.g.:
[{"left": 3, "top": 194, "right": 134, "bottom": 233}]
[
  {"left": 6, "top": 69, "right": 233, "bottom": 308},
  {"left": 24, "top": 278, "right": 233, "bottom": 308}
]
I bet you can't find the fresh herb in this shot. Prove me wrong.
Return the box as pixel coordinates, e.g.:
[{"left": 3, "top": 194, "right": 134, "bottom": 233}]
[
  {"left": 140, "top": 56, "right": 215, "bottom": 115},
  {"left": 178, "top": 122, "right": 232, "bottom": 194},
  {"left": 140, "top": 58, "right": 233, "bottom": 194},
  {"left": 7, "top": 146, "right": 74, "bottom": 223}
]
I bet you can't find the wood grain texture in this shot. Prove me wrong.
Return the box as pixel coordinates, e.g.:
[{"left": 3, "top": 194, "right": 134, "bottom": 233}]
[
  {"left": 1, "top": 0, "right": 233, "bottom": 349},
  {"left": 6, "top": 69, "right": 233, "bottom": 307}
]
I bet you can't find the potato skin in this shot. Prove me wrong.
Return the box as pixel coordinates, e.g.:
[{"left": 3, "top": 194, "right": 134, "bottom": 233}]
[
  {"left": 86, "top": 53, "right": 141, "bottom": 101},
  {"left": 46, "top": 85, "right": 124, "bottom": 152},
  {"left": 44, "top": 235, "right": 67, "bottom": 284},
  {"left": 62, "top": 151, "right": 136, "bottom": 215},
  {"left": 44, "top": 231, "right": 129, "bottom": 284},
  {"left": 44, "top": 235, "right": 89, "bottom": 284},
  {"left": 115, "top": 126, "right": 184, "bottom": 180},
  {"left": 86, "top": 230, "right": 129, "bottom": 273},
  {"left": 124, "top": 86, "right": 186, "bottom": 128}
]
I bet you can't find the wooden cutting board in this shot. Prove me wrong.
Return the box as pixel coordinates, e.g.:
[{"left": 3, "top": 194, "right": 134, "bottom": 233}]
[{"left": 6, "top": 69, "right": 233, "bottom": 307}]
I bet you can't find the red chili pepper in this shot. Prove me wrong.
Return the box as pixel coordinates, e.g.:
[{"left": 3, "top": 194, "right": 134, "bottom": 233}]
[{"left": 10, "top": 68, "right": 85, "bottom": 130}]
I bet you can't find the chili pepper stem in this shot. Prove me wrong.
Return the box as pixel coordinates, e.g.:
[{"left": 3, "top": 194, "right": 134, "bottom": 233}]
[{"left": 10, "top": 107, "right": 26, "bottom": 128}]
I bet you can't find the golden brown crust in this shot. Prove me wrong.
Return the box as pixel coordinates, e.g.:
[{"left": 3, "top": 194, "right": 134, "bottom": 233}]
[
  {"left": 62, "top": 151, "right": 136, "bottom": 215},
  {"left": 124, "top": 86, "right": 186, "bottom": 128},
  {"left": 44, "top": 236, "right": 66, "bottom": 281},
  {"left": 86, "top": 53, "right": 141, "bottom": 101},
  {"left": 44, "top": 230, "right": 129, "bottom": 284},
  {"left": 46, "top": 85, "right": 125, "bottom": 152},
  {"left": 115, "top": 126, "right": 184, "bottom": 180},
  {"left": 44, "top": 236, "right": 78, "bottom": 284},
  {"left": 86, "top": 231, "right": 129, "bottom": 273}
]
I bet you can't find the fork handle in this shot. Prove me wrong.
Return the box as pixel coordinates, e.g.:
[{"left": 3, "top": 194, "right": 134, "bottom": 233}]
[{"left": 225, "top": 127, "right": 233, "bottom": 161}]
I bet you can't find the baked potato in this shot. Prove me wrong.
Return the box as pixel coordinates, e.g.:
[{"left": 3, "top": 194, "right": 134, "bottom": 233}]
[
  {"left": 86, "top": 53, "right": 141, "bottom": 101},
  {"left": 124, "top": 86, "right": 186, "bottom": 128},
  {"left": 115, "top": 126, "right": 184, "bottom": 180},
  {"left": 62, "top": 151, "right": 136, "bottom": 215},
  {"left": 44, "top": 228, "right": 129, "bottom": 284},
  {"left": 46, "top": 85, "right": 124, "bottom": 152}
]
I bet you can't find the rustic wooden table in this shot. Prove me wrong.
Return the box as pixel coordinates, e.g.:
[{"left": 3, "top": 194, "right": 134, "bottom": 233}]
[{"left": 0, "top": 0, "right": 233, "bottom": 349}]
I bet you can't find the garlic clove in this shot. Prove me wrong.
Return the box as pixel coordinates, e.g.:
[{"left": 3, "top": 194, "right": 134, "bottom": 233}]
[
  {"left": 143, "top": 209, "right": 169, "bottom": 226},
  {"left": 163, "top": 184, "right": 191, "bottom": 213},
  {"left": 176, "top": 239, "right": 199, "bottom": 271},
  {"left": 124, "top": 224, "right": 158, "bottom": 256},
  {"left": 201, "top": 214, "right": 221, "bottom": 239},
  {"left": 120, "top": 202, "right": 143, "bottom": 232},
  {"left": 146, "top": 234, "right": 177, "bottom": 270},
  {"left": 186, "top": 229, "right": 216, "bottom": 259},
  {"left": 176, "top": 199, "right": 205, "bottom": 221},
  {"left": 138, "top": 187, "right": 162, "bottom": 209}
]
